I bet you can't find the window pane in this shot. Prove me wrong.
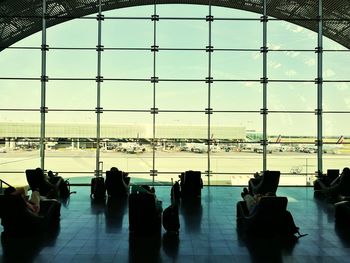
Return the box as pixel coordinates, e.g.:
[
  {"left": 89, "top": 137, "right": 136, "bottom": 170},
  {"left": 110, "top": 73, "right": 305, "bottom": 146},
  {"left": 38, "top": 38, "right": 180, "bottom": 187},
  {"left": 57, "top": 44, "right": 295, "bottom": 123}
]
[
  {"left": 157, "top": 51, "right": 207, "bottom": 79},
  {"left": 102, "top": 81, "right": 152, "bottom": 110},
  {"left": 324, "top": 82, "right": 350, "bottom": 111},
  {"left": 157, "top": 82, "right": 207, "bottom": 110},
  {"left": 47, "top": 50, "right": 96, "bottom": 78},
  {"left": 47, "top": 80, "right": 96, "bottom": 109},
  {"left": 103, "top": 50, "right": 152, "bottom": 79},
  {"left": 158, "top": 20, "right": 207, "bottom": 48},
  {"left": 268, "top": 82, "right": 316, "bottom": 111},
  {"left": 212, "top": 82, "right": 261, "bottom": 111},
  {"left": 212, "top": 51, "right": 262, "bottom": 80},
  {"left": 213, "top": 20, "right": 261, "bottom": 49}
]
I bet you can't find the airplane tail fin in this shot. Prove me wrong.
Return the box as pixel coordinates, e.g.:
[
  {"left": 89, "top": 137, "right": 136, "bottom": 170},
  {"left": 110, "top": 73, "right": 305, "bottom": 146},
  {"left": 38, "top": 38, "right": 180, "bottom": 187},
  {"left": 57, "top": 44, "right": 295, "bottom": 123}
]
[
  {"left": 276, "top": 135, "right": 282, "bottom": 143},
  {"left": 336, "top": 135, "right": 344, "bottom": 144}
]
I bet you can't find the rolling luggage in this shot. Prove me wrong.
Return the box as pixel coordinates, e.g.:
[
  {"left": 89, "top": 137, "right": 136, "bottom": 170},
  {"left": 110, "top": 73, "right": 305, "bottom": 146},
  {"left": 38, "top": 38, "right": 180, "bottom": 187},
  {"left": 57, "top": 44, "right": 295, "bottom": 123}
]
[
  {"left": 162, "top": 204, "right": 180, "bottom": 234},
  {"left": 90, "top": 177, "right": 106, "bottom": 200}
]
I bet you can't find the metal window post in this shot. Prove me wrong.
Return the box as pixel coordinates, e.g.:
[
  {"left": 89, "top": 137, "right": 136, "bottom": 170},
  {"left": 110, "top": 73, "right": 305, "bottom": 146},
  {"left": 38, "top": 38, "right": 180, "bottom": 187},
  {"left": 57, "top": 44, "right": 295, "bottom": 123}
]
[
  {"left": 317, "top": 0, "right": 323, "bottom": 174},
  {"left": 262, "top": 0, "right": 268, "bottom": 172},
  {"left": 151, "top": 3, "right": 158, "bottom": 183},
  {"left": 40, "top": 0, "right": 47, "bottom": 170},
  {"left": 206, "top": 2, "right": 213, "bottom": 185},
  {"left": 95, "top": 0, "right": 103, "bottom": 177}
]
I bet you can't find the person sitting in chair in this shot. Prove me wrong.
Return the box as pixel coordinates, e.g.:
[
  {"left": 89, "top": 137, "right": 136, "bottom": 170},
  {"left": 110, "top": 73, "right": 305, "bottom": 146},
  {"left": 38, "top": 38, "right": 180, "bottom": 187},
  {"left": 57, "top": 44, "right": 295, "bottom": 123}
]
[
  {"left": 241, "top": 187, "right": 275, "bottom": 214},
  {"left": 315, "top": 167, "right": 350, "bottom": 197},
  {"left": 4, "top": 186, "right": 40, "bottom": 215}
]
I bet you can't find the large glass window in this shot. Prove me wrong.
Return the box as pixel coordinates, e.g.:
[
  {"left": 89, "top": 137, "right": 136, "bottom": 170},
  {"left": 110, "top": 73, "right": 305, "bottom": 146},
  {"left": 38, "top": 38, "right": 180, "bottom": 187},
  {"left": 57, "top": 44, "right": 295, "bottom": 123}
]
[{"left": 1, "top": 2, "right": 349, "bottom": 186}]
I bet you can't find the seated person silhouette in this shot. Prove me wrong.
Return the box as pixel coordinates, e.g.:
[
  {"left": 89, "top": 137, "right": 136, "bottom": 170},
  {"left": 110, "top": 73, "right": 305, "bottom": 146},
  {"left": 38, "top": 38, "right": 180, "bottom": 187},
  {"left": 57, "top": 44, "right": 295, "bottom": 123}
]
[
  {"left": 4, "top": 186, "right": 40, "bottom": 215},
  {"left": 314, "top": 167, "right": 350, "bottom": 199},
  {"left": 314, "top": 169, "right": 339, "bottom": 188},
  {"left": 1, "top": 184, "right": 61, "bottom": 236},
  {"left": 105, "top": 167, "right": 130, "bottom": 196},
  {"left": 238, "top": 187, "right": 305, "bottom": 238},
  {"left": 241, "top": 187, "right": 275, "bottom": 214},
  {"left": 26, "top": 168, "right": 63, "bottom": 198}
]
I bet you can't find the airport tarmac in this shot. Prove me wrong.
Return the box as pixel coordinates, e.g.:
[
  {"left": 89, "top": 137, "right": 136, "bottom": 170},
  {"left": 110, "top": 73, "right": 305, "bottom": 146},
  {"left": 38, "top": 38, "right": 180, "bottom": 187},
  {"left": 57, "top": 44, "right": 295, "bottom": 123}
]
[{"left": 1, "top": 149, "right": 349, "bottom": 187}]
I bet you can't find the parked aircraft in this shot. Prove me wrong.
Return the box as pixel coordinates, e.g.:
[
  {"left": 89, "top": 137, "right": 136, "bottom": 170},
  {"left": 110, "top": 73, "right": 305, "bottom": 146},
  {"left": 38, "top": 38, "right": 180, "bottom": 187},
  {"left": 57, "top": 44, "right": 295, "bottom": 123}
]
[
  {"left": 117, "top": 142, "right": 146, "bottom": 154},
  {"left": 241, "top": 135, "right": 282, "bottom": 153},
  {"left": 297, "top": 136, "right": 344, "bottom": 154}
]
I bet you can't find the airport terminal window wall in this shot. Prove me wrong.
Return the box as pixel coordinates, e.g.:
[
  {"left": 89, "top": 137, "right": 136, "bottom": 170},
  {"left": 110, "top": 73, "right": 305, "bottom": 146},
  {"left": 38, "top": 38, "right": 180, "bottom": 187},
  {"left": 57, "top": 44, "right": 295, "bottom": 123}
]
[{"left": 0, "top": 1, "right": 350, "bottom": 186}]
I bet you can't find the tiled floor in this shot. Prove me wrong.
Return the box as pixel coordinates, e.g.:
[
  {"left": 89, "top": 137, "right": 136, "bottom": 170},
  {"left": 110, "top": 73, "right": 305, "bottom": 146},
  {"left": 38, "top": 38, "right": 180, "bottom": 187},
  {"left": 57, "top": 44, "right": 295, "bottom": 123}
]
[{"left": 1, "top": 186, "right": 350, "bottom": 263}]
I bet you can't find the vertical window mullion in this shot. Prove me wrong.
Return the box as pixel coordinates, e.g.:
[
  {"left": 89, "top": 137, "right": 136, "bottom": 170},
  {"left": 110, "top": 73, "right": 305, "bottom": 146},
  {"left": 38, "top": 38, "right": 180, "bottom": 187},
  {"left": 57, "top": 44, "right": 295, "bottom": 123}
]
[
  {"left": 95, "top": 0, "right": 103, "bottom": 177},
  {"left": 317, "top": 0, "right": 323, "bottom": 174},
  {"left": 262, "top": 0, "right": 268, "bottom": 172},
  {"left": 206, "top": 2, "right": 213, "bottom": 185},
  {"left": 151, "top": 3, "right": 158, "bottom": 183},
  {"left": 40, "top": 0, "right": 47, "bottom": 170}
]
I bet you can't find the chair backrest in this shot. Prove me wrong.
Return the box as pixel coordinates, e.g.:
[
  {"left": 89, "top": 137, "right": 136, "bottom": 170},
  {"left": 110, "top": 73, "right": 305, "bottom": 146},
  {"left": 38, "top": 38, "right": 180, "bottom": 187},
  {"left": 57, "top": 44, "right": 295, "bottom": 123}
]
[
  {"left": 339, "top": 171, "right": 350, "bottom": 196},
  {"left": 105, "top": 170, "right": 129, "bottom": 196},
  {"left": 26, "top": 169, "right": 44, "bottom": 190},
  {"left": 254, "top": 196, "right": 288, "bottom": 216},
  {"left": 257, "top": 170, "right": 280, "bottom": 194},
  {"left": 26, "top": 168, "right": 56, "bottom": 196},
  {"left": 327, "top": 169, "right": 340, "bottom": 182},
  {"left": 184, "top": 170, "right": 201, "bottom": 185}
]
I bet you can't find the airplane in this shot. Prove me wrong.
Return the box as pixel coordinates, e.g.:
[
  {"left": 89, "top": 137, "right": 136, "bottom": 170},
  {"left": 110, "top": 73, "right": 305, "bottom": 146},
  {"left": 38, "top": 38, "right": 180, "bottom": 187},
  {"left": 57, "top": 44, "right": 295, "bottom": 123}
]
[
  {"left": 297, "top": 135, "right": 344, "bottom": 154},
  {"left": 117, "top": 142, "right": 146, "bottom": 154},
  {"left": 323, "top": 135, "right": 344, "bottom": 154},
  {"left": 241, "top": 135, "right": 282, "bottom": 153}
]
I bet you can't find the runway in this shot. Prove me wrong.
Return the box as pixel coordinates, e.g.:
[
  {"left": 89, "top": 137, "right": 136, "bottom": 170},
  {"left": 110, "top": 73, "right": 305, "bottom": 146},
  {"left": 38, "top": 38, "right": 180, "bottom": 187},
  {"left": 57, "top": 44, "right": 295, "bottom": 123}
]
[{"left": 1, "top": 149, "right": 349, "bottom": 186}]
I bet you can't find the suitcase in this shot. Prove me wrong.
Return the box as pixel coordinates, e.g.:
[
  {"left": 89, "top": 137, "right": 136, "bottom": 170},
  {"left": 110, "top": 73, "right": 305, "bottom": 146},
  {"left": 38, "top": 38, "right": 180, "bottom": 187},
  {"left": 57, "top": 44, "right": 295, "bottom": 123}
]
[
  {"left": 162, "top": 204, "right": 180, "bottom": 233},
  {"left": 90, "top": 177, "right": 106, "bottom": 200}
]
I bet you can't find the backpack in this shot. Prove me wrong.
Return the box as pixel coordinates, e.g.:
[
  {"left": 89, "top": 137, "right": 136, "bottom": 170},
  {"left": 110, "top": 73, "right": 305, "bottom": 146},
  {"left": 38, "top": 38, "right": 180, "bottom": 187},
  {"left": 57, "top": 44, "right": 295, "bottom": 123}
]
[
  {"left": 49, "top": 176, "right": 75, "bottom": 199},
  {"left": 59, "top": 179, "right": 72, "bottom": 199},
  {"left": 162, "top": 204, "right": 180, "bottom": 233}
]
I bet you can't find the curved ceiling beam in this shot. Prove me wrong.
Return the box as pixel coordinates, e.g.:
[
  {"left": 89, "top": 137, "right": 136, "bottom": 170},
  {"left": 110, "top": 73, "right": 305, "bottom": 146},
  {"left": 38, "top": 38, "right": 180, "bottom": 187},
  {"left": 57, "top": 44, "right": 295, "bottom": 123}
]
[{"left": 0, "top": 0, "right": 349, "bottom": 50}]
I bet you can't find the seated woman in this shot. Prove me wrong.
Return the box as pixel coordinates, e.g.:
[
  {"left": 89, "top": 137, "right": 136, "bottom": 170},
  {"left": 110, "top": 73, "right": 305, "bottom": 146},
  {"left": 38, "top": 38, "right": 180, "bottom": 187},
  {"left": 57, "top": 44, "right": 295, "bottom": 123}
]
[
  {"left": 4, "top": 186, "right": 40, "bottom": 215},
  {"left": 314, "top": 167, "right": 350, "bottom": 199},
  {"left": 241, "top": 187, "right": 275, "bottom": 214}
]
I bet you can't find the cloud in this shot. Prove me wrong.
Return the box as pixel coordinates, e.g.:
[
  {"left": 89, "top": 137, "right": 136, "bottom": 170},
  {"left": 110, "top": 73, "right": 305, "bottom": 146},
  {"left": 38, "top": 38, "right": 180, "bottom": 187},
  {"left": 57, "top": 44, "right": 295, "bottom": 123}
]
[
  {"left": 304, "top": 58, "right": 316, "bottom": 66},
  {"left": 337, "top": 83, "right": 350, "bottom": 91},
  {"left": 285, "top": 51, "right": 300, "bottom": 58},
  {"left": 344, "top": 98, "right": 350, "bottom": 109},
  {"left": 267, "top": 43, "right": 281, "bottom": 50},
  {"left": 285, "top": 69, "right": 297, "bottom": 77},
  {"left": 324, "top": 68, "right": 336, "bottom": 78},
  {"left": 252, "top": 53, "right": 261, "bottom": 60}
]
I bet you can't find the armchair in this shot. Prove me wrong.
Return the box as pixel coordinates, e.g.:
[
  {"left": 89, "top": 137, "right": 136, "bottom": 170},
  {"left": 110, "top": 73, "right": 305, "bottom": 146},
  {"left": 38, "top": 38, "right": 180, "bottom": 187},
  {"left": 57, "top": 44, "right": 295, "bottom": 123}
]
[
  {"left": 0, "top": 194, "right": 61, "bottom": 236},
  {"left": 26, "top": 168, "right": 62, "bottom": 198},
  {"left": 105, "top": 169, "right": 130, "bottom": 197},
  {"left": 236, "top": 196, "right": 293, "bottom": 236},
  {"left": 248, "top": 170, "right": 280, "bottom": 195},
  {"left": 180, "top": 170, "right": 203, "bottom": 198}
]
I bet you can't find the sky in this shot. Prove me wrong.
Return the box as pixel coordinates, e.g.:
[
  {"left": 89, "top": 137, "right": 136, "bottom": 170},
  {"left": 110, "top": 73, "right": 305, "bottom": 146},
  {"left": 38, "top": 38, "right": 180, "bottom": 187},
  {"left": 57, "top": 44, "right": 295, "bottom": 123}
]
[{"left": 0, "top": 4, "right": 349, "bottom": 137}]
